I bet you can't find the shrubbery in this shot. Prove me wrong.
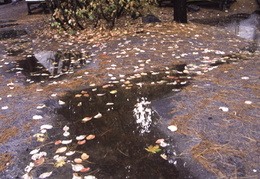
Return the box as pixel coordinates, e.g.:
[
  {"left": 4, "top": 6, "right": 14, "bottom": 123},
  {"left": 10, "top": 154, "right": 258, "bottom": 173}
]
[{"left": 47, "top": 0, "right": 157, "bottom": 31}]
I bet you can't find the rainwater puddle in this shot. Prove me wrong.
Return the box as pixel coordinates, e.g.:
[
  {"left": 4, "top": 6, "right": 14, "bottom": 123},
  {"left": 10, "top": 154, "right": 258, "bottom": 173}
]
[
  {"left": 0, "top": 29, "right": 27, "bottom": 40},
  {"left": 24, "top": 65, "right": 193, "bottom": 178},
  {"left": 193, "top": 12, "right": 260, "bottom": 51},
  {"left": 9, "top": 50, "right": 93, "bottom": 84},
  {"left": 221, "top": 13, "right": 260, "bottom": 41}
]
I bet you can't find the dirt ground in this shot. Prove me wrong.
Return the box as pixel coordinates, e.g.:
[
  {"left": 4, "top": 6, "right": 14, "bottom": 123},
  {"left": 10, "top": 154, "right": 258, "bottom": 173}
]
[{"left": 0, "top": 0, "right": 259, "bottom": 178}]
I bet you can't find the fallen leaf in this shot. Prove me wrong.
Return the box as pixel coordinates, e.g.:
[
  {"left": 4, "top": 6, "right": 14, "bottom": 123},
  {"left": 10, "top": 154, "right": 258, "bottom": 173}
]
[
  {"left": 30, "top": 148, "right": 40, "bottom": 155},
  {"left": 155, "top": 139, "right": 164, "bottom": 144},
  {"left": 160, "top": 154, "right": 168, "bottom": 160},
  {"left": 76, "top": 135, "right": 86, "bottom": 140},
  {"left": 39, "top": 171, "right": 53, "bottom": 178},
  {"left": 86, "top": 135, "right": 95, "bottom": 140},
  {"left": 55, "top": 147, "right": 67, "bottom": 153},
  {"left": 1, "top": 106, "right": 8, "bottom": 110},
  {"left": 84, "top": 175, "right": 97, "bottom": 179},
  {"left": 110, "top": 90, "right": 117, "bottom": 94},
  {"left": 72, "top": 164, "right": 84, "bottom": 172},
  {"left": 82, "top": 117, "right": 92, "bottom": 122},
  {"left": 78, "top": 140, "right": 86, "bottom": 145},
  {"left": 75, "top": 94, "right": 82, "bottom": 98},
  {"left": 61, "top": 140, "right": 72, "bottom": 144},
  {"left": 81, "top": 153, "right": 89, "bottom": 160},
  {"left": 219, "top": 106, "right": 229, "bottom": 112},
  {"left": 74, "top": 158, "right": 82, "bottom": 163},
  {"left": 40, "top": 124, "right": 53, "bottom": 130},
  {"left": 168, "top": 125, "right": 178, "bottom": 132},
  {"left": 58, "top": 100, "right": 65, "bottom": 105},
  {"left": 33, "top": 115, "right": 43, "bottom": 120},
  {"left": 94, "top": 113, "right": 102, "bottom": 119},
  {"left": 145, "top": 145, "right": 161, "bottom": 154},
  {"left": 55, "top": 140, "right": 62, "bottom": 145},
  {"left": 22, "top": 173, "right": 33, "bottom": 179},
  {"left": 54, "top": 160, "right": 66, "bottom": 167},
  {"left": 66, "top": 151, "right": 76, "bottom": 156},
  {"left": 63, "top": 131, "right": 70, "bottom": 137},
  {"left": 34, "top": 157, "right": 45, "bottom": 166},
  {"left": 63, "top": 125, "right": 69, "bottom": 131},
  {"left": 245, "top": 101, "right": 252, "bottom": 104},
  {"left": 80, "top": 167, "right": 90, "bottom": 172}
]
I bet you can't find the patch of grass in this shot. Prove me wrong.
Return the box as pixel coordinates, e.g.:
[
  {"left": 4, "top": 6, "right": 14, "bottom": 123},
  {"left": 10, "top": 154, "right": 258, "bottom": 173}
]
[
  {"left": 191, "top": 140, "right": 244, "bottom": 178},
  {"left": 0, "top": 126, "right": 18, "bottom": 143},
  {"left": 0, "top": 153, "right": 12, "bottom": 172}
]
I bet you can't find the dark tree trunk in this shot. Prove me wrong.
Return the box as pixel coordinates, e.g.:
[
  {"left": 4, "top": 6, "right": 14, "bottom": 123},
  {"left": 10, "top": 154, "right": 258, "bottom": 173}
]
[{"left": 174, "top": 0, "right": 187, "bottom": 23}]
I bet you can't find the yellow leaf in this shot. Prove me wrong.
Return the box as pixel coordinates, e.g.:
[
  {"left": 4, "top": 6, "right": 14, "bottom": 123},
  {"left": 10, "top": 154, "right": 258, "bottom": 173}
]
[
  {"left": 54, "top": 160, "right": 66, "bottom": 167},
  {"left": 145, "top": 145, "right": 161, "bottom": 154}
]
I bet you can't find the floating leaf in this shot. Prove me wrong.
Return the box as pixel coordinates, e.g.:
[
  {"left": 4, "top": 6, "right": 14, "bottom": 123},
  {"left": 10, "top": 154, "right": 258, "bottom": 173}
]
[
  {"left": 84, "top": 175, "right": 97, "bottom": 179},
  {"left": 76, "top": 135, "right": 86, "bottom": 141},
  {"left": 160, "top": 154, "right": 168, "bottom": 160},
  {"left": 109, "top": 90, "right": 117, "bottom": 94},
  {"left": 168, "top": 125, "right": 178, "bottom": 132},
  {"left": 55, "top": 147, "right": 67, "bottom": 153},
  {"left": 39, "top": 171, "right": 53, "bottom": 178},
  {"left": 61, "top": 140, "right": 72, "bottom": 144},
  {"left": 81, "top": 153, "right": 89, "bottom": 160},
  {"left": 75, "top": 94, "right": 82, "bottom": 97},
  {"left": 94, "top": 113, "right": 102, "bottom": 119},
  {"left": 55, "top": 140, "right": 62, "bottom": 145},
  {"left": 106, "top": 102, "right": 114, "bottom": 106},
  {"left": 63, "top": 125, "right": 69, "bottom": 131},
  {"left": 145, "top": 145, "right": 161, "bottom": 154},
  {"left": 34, "top": 157, "right": 45, "bottom": 166},
  {"left": 78, "top": 140, "right": 86, "bottom": 145},
  {"left": 66, "top": 151, "right": 76, "bottom": 156},
  {"left": 155, "top": 139, "right": 164, "bottom": 144},
  {"left": 97, "top": 93, "right": 106, "bottom": 96},
  {"left": 82, "top": 117, "right": 92, "bottom": 122},
  {"left": 86, "top": 135, "right": 95, "bottom": 140},
  {"left": 63, "top": 131, "right": 70, "bottom": 137},
  {"left": 72, "top": 164, "right": 84, "bottom": 172},
  {"left": 54, "top": 160, "right": 66, "bottom": 167},
  {"left": 80, "top": 167, "right": 90, "bottom": 172},
  {"left": 74, "top": 158, "right": 83, "bottom": 163}
]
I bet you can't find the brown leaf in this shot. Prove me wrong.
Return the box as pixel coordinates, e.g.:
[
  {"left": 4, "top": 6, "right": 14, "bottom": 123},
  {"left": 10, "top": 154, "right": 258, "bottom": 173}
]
[{"left": 34, "top": 157, "right": 45, "bottom": 166}]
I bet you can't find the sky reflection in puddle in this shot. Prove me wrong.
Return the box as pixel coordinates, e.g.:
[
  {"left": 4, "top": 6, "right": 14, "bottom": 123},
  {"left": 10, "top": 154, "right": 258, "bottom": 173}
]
[{"left": 10, "top": 50, "right": 92, "bottom": 83}]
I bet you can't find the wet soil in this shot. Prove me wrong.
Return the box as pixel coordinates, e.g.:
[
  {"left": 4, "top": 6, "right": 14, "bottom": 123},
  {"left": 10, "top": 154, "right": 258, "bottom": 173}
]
[{"left": 0, "top": 0, "right": 259, "bottom": 179}]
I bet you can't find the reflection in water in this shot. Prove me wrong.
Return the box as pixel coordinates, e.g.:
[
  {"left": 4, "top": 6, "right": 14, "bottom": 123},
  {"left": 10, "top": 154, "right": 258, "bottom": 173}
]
[
  {"left": 224, "top": 13, "right": 259, "bottom": 41},
  {"left": 133, "top": 97, "right": 153, "bottom": 134},
  {"left": 222, "top": 13, "right": 260, "bottom": 52},
  {"left": 12, "top": 50, "right": 91, "bottom": 83},
  {"left": 23, "top": 65, "right": 192, "bottom": 178}
]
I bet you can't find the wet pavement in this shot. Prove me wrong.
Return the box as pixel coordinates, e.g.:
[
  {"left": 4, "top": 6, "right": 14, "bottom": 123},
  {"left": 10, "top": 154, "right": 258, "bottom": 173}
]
[{"left": 0, "top": 1, "right": 260, "bottom": 179}]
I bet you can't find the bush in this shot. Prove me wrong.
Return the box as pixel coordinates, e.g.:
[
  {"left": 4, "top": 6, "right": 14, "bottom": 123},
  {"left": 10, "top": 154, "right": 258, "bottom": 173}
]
[{"left": 47, "top": 0, "right": 157, "bottom": 31}]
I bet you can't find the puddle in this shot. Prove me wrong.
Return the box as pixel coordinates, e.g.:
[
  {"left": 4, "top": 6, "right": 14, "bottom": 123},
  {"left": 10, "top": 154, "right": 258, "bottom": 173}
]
[
  {"left": 23, "top": 65, "right": 194, "bottom": 178},
  {"left": 221, "top": 13, "right": 260, "bottom": 41},
  {"left": 9, "top": 50, "right": 93, "bottom": 83},
  {"left": 192, "top": 12, "right": 260, "bottom": 52},
  {"left": 0, "top": 29, "right": 27, "bottom": 40}
]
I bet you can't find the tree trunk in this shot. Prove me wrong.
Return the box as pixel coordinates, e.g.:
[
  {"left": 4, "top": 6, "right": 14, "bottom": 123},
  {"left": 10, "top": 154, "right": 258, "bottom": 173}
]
[{"left": 174, "top": 0, "right": 187, "bottom": 23}]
